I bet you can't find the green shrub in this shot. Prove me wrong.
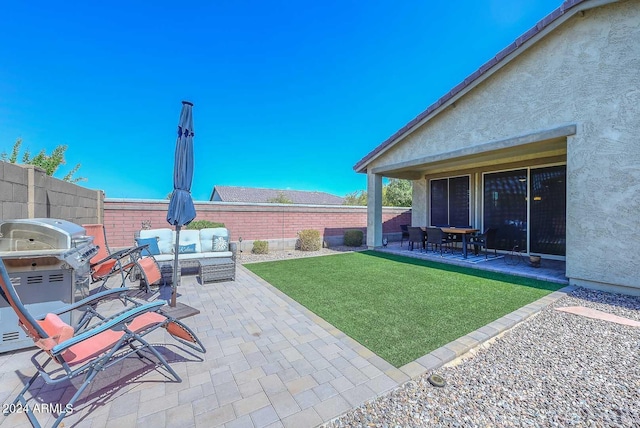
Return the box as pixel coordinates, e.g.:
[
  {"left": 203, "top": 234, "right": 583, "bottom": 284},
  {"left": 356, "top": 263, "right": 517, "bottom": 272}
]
[
  {"left": 252, "top": 240, "right": 269, "bottom": 254},
  {"left": 298, "top": 229, "right": 321, "bottom": 251},
  {"left": 267, "top": 192, "right": 293, "bottom": 204},
  {"left": 343, "top": 229, "right": 363, "bottom": 247},
  {"left": 186, "top": 220, "right": 225, "bottom": 230}
]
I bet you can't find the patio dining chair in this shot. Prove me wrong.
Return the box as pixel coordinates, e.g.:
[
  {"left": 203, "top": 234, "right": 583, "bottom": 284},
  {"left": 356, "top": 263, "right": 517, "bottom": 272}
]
[
  {"left": 425, "top": 227, "right": 451, "bottom": 256},
  {"left": 400, "top": 224, "right": 410, "bottom": 247},
  {"left": 407, "top": 227, "right": 426, "bottom": 252},
  {"left": 0, "top": 259, "right": 205, "bottom": 428},
  {"left": 83, "top": 224, "right": 162, "bottom": 293},
  {"left": 471, "top": 227, "right": 498, "bottom": 259}
]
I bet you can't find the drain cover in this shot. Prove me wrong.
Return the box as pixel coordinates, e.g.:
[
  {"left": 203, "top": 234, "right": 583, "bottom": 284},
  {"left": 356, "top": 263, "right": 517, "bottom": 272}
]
[{"left": 427, "top": 374, "right": 446, "bottom": 387}]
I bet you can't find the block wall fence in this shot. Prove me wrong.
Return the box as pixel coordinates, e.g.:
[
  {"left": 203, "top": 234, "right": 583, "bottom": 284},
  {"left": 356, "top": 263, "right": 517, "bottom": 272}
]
[
  {"left": 104, "top": 199, "right": 411, "bottom": 249},
  {"left": 0, "top": 162, "right": 410, "bottom": 250},
  {"left": 0, "top": 161, "right": 103, "bottom": 224}
]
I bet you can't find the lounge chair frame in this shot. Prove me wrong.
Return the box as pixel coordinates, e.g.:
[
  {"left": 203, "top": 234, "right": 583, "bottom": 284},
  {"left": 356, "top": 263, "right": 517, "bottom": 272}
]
[
  {"left": 0, "top": 260, "right": 205, "bottom": 428},
  {"left": 83, "top": 224, "right": 162, "bottom": 293}
]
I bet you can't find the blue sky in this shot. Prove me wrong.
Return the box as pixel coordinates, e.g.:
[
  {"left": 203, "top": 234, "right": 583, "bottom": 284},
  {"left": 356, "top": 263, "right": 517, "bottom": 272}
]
[{"left": 0, "top": 0, "right": 561, "bottom": 201}]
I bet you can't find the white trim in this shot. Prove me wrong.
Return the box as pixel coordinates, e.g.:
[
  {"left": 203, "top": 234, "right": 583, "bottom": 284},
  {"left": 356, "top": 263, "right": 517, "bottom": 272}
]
[{"left": 370, "top": 124, "right": 574, "bottom": 176}]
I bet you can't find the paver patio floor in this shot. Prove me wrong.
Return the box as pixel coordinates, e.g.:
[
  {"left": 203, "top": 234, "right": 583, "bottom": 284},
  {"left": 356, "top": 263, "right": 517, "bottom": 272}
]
[
  {"left": 0, "top": 261, "right": 570, "bottom": 428},
  {"left": 0, "top": 265, "right": 409, "bottom": 428},
  {"left": 378, "top": 241, "right": 568, "bottom": 284}
]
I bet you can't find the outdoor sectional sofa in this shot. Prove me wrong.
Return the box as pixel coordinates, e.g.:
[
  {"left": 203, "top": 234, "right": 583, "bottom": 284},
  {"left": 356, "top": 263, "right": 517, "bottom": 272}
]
[{"left": 135, "top": 227, "right": 236, "bottom": 284}]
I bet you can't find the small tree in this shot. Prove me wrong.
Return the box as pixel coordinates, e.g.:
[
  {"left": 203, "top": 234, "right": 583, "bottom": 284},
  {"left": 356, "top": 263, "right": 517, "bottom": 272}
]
[
  {"left": 268, "top": 192, "right": 293, "bottom": 204},
  {"left": 1, "top": 138, "right": 85, "bottom": 183},
  {"left": 343, "top": 190, "right": 367, "bottom": 206},
  {"left": 343, "top": 179, "right": 412, "bottom": 207},
  {"left": 384, "top": 179, "right": 412, "bottom": 207}
]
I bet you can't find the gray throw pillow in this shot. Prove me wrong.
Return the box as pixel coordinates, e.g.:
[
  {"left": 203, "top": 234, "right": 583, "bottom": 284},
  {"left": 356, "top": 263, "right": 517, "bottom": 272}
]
[{"left": 212, "top": 235, "right": 229, "bottom": 252}]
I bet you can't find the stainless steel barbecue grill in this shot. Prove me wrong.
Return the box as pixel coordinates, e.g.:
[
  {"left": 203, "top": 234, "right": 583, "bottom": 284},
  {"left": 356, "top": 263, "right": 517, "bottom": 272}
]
[{"left": 0, "top": 218, "right": 99, "bottom": 352}]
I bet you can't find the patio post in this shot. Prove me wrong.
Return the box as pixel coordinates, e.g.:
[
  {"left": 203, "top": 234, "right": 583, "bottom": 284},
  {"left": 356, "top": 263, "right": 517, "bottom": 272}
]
[
  {"left": 412, "top": 178, "right": 427, "bottom": 226},
  {"left": 367, "top": 172, "right": 383, "bottom": 248}
]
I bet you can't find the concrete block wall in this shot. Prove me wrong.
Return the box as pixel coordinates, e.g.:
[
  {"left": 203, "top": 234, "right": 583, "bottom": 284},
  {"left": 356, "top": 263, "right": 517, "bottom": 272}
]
[
  {"left": 0, "top": 161, "right": 103, "bottom": 225},
  {"left": 104, "top": 199, "right": 411, "bottom": 249},
  {"left": 0, "top": 161, "right": 29, "bottom": 220},
  {"left": 1, "top": 160, "right": 409, "bottom": 251}
]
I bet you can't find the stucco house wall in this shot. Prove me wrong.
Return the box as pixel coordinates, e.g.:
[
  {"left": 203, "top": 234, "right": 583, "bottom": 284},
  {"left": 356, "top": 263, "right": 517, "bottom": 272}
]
[{"left": 359, "top": 0, "right": 640, "bottom": 294}]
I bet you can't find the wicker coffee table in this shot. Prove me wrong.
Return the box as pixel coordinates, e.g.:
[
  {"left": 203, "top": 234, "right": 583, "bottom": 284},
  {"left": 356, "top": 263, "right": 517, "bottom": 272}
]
[{"left": 198, "top": 258, "right": 235, "bottom": 283}]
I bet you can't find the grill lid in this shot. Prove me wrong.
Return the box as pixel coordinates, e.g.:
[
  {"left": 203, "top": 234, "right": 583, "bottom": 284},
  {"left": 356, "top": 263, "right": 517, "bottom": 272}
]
[{"left": 0, "top": 218, "right": 87, "bottom": 251}]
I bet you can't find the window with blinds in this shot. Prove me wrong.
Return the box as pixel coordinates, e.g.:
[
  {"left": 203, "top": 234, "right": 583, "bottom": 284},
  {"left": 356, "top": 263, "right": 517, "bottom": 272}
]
[{"left": 430, "top": 176, "right": 470, "bottom": 227}]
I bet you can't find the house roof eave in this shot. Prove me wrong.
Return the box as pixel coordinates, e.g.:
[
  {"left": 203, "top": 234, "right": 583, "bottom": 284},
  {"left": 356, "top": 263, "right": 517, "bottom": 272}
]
[{"left": 353, "top": 0, "right": 617, "bottom": 174}]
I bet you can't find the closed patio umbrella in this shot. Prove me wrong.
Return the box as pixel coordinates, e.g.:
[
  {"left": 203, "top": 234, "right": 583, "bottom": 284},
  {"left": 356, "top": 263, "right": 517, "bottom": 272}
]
[{"left": 166, "top": 100, "right": 196, "bottom": 307}]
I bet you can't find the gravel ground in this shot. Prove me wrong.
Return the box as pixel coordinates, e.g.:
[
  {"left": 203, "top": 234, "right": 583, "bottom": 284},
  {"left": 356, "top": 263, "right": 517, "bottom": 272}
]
[
  {"left": 236, "top": 245, "right": 368, "bottom": 264},
  {"left": 324, "top": 288, "right": 640, "bottom": 427}
]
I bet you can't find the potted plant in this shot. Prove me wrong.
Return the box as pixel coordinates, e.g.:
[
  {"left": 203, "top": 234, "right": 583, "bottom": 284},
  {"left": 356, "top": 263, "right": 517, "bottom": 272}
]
[{"left": 529, "top": 254, "right": 541, "bottom": 268}]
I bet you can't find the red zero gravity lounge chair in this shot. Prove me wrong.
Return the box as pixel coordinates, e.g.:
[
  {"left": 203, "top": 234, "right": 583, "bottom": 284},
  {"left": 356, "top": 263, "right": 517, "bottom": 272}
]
[
  {"left": 83, "top": 224, "right": 162, "bottom": 292},
  {"left": 0, "top": 259, "right": 205, "bottom": 428}
]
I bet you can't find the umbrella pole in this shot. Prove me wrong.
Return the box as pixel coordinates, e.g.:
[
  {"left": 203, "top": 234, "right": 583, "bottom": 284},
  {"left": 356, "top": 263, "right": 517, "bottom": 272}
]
[{"left": 171, "top": 226, "right": 181, "bottom": 307}]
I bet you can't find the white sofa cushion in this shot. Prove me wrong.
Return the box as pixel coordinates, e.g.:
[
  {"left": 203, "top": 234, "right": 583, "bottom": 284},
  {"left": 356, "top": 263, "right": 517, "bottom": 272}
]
[
  {"left": 198, "top": 251, "right": 233, "bottom": 258},
  {"left": 154, "top": 251, "right": 233, "bottom": 262},
  {"left": 138, "top": 228, "right": 233, "bottom": 261},
  {"left": 153, "top": 254, "right": 175, "bottom": 262},
  {"left": 176, "top": 230, "right": 201, "bottom": 253},
  {"left": 139, "top": 228, "right": 174, "bottom": 254}
]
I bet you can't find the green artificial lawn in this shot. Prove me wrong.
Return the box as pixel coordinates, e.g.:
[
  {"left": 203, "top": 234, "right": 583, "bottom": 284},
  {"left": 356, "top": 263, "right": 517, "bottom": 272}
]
[{"left": 246, "top": 251, "right": 563, "bottom": 367}]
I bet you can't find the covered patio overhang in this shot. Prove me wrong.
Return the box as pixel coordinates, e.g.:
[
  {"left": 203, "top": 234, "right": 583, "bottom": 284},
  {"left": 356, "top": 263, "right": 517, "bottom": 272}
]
[
  {"left": 369, "top": 124, "right": 572, "bottom": 180},
  {"left": 365, "top": 124, "right": 574, "bottom": 249}
]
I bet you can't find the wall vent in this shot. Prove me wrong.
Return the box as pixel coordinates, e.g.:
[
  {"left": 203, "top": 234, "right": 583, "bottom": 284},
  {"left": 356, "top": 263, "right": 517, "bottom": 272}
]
[
  {"left": 49, "top": 273, "right": 65, "bottom": 282},
  {"left": 3, "top": 331, "right": 20, "bottom": 342},
  {"left": 26, "top": 275, "right": 44, "bottom": 285}
]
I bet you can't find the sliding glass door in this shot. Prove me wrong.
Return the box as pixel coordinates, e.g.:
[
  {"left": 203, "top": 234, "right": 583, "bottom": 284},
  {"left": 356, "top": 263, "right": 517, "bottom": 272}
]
[
  {"left": 530, "top": 166, "right": 566, "bottom": 256},
  {"left": 483, "top": 170, "right": 528, "bottom": 251},
  {"left": 482, "top": 165, "right": 566, "bottom": 256}
]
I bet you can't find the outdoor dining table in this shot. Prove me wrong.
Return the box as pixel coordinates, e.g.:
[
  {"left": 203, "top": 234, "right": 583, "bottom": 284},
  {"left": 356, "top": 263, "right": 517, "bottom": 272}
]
[{"left": 440, "top": 227, "right": 479, "bottom": 259}]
